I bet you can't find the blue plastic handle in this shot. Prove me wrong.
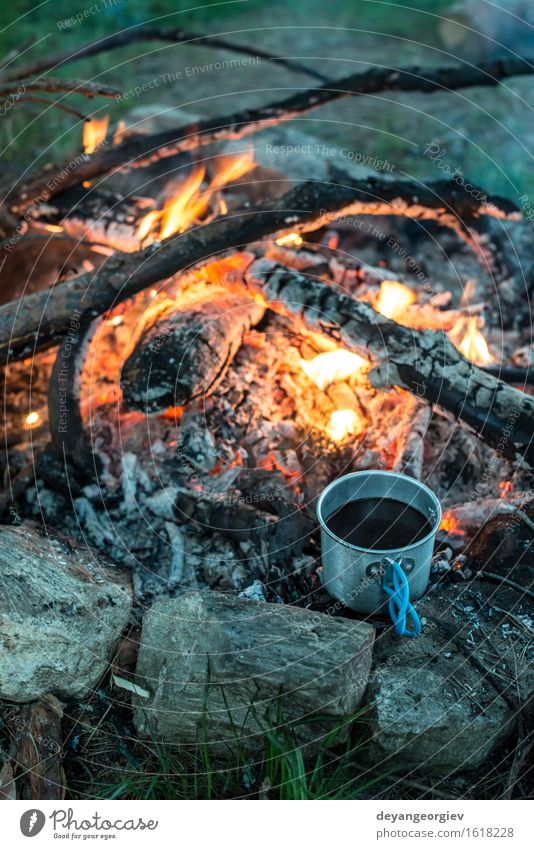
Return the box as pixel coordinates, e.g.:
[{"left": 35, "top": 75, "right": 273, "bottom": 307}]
[{"left": 382, "top": 560, "right": 422, "bottom": 637}]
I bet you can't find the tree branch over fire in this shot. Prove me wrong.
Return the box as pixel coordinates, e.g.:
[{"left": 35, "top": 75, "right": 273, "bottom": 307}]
[
  {"left": 1, "top": 26, "right": 327, "bottom": 85},
  {"left": 3, "top": 55, "right": 532, "bottom": 217},
  {"left": 0, "top": 170, "right": 517, "bottom": 364}
]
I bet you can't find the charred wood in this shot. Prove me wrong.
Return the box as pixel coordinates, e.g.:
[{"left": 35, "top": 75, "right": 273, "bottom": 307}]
[
  {"left": 0, "top": 170, "right": 517, "bottom": 364},
  {"left": 242, "top": 259, "right": 534, "bottom": 467},
  {"left": 174, "top": 484, "right": 313, "bottom": 562},
  {"left": 121, "top": 291, "right": 265, "bottom": 411}
]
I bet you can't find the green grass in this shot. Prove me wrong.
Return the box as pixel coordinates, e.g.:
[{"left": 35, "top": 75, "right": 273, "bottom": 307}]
[{"left": 79, "top": 706, "right": 390, "bottom": 801}]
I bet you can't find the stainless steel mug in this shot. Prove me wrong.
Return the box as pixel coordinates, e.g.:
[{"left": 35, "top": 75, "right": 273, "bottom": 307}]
[{"left": 316, "top": 470, "right": 442, "bottom": 615}]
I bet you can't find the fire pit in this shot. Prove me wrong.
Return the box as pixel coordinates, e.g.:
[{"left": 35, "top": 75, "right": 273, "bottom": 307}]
[{"left": 0, "top": 35, "right": 532, "bottom": 802}]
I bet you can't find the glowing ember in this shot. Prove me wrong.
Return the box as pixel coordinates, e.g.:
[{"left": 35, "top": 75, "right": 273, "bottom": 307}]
[
  {"left": 499, "top": 480, "right": 513, "bottom": 497},
  {"left": 257, "top": 452, "right": 300, "bottom": 485},
  {"left": 327, "top": 409, "right": 362, "bottom": 442},
  {"left": 40, "top": 223, "right": 64, "bottom": 234},
  {"left": 440, "top": 511, "right": 465, "bottom": 535},
  {"left": 276, "top": 232, "right": 303, "bottom": 248},
  {"left": 300, "top": 349, "right": 368, "bottom": 391},
  {"left": 158, "top": 406, "right": 184, "bottom": 421},
  {"left": 455, "top": 317, "right": 495, "bottom": 366},
  {"left": 91, "top": 244, "right": 114, "bottom": 256},
  {"left": 25, "top": 411, "right": 41, "bottom": 428},
  {"left": 138, "top": 150, "right": 256, "bottom": 243},
  {"left": 376, "top": 280, "right": 416, "bottom": 320},
  {"left": 83, "top": 115, "right": 109, "bottom": 154}
]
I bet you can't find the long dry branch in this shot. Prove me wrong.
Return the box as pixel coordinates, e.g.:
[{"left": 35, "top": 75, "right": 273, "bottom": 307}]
[
  {"left": 0, "top": 77, "right": 120, "bottom": 99},
  {"left": 241, "top": 260, "right": 534, "bottom": 468},
  {"left": 0, "top": 171, "right": 517, "bottom": 363},
  {"left": 3, "top": 27, "right": 326, "bottom": 84},
  {"left": 4, "top": 56, "right": 531, "bottom": 216}
]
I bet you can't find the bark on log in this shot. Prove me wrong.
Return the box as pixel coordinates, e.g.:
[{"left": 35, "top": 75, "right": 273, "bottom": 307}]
[
  {"left": 241, "top": 259, "right": 534, "bottom": 467},
  {"left": 48, "top": 317, "right": 101, "bottom": 474},
  {"left": 0, "top": 170, "right": 516, "bottom": 364},
  {"left": 442, "top": 492, "right": 534, "bottom": 537},
  {"left": 4, "top": 56, "right": 529, "bottom": 216},
  {"left": 132, "top": 591, "right": 375, "bottom": 756},
  {"left": 392, "top": 396, "right": 432, "bottom": 480},
  {"left": 35, "top": 186, "right": 154, "bottom": 253},
  {"left": 121, "top": 291, "right": 265, "bottom": 411}
]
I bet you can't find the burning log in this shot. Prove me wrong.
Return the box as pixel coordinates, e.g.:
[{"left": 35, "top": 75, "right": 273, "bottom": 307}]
[
  {"left": 121, "top": 291, "right": 265, "bottom": 411},
  {"left": 441, "top": 492, "right": 534, "bottom": 538},
  {"left": 4, "top": 56, "right": 530, "bottom": 217},
  {"left": 240, "top": 260, "right": 534, "bottom": 467},
  {"left": 34, "top": 187, "right": 155, "bottom": 253},
  {"left": 0, "top": 169, "right": 517, "bottom": 364}
]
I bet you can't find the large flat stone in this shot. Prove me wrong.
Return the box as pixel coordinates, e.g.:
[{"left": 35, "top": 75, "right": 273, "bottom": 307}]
[
  {"left": 365, "top": 585, "right": 520, "bottom": 773},
  {"left": 132, "top": 591, "right": 374, "bottom": 756},
  {"left": 0, "top": 523, "right": 132, "bottom": 702}
]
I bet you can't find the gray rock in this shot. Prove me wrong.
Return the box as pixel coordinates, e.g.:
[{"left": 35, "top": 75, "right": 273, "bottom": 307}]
[
  {"left": 439, "top": 1, "right": 534, "bottom": 59},
  {"left": 365, "top": 586, "right": 519, "bottom": 773},
  {"left": 0, "top": 523, "right": 132, "bottom": 702},
  {"left": 132, "top": 591, "right": 374, "bottom": 756}
]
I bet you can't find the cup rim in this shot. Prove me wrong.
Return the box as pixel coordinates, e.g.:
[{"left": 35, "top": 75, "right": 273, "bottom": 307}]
[{"left": 316, "top": 470, "right": 442, "bottom": 554}]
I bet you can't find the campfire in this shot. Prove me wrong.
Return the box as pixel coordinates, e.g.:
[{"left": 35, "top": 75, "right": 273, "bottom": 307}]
[
  {"left": 0, "top": 35, "right": 533, "bottom": 802},
  {"left": 3, "top": 104, "right": 534, "bottom": 573}
]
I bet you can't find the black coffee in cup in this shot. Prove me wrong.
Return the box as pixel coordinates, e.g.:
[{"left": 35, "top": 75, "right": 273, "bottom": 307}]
[{"left": 325, "top": 497, "right": 432, "bottom": 550}]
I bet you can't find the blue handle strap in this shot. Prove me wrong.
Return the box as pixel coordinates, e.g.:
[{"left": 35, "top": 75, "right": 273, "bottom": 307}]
[{"left": 382, "top": 560, "right": 422, "bottom": 637}]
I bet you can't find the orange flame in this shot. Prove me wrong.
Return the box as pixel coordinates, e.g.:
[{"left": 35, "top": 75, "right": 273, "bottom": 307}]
[
  {"left": 300, "top": 349, "right": 368, "bottom": 391},
  {"left": 25, "top": 411, "right": 41, "bottom": 429},
  {"left": 499, "top": 480, "right": 513, "bottom": 498},
  {"left": 276, "top": 232, "right": 303, "bottom": 248},
  {"left": 455, "top": 317, "right": 495, "bottom": 366},
  {"left": 440, "top": 511, "right": 465, "bottom": 536},
  {"left": 209, "top": 148, "right": 256, "bottom": 191},
  {"left": 83, "top": 115, "right": 109, "bottom": 154},
  {"left": 327, "top": 409, "right": 363, "bottom": 442},
  {"left": 138, "top": 150, "right": 256, "bottom": 243},
  {"left": 376, "top": 280, "right": 416, "bottom": 320}
]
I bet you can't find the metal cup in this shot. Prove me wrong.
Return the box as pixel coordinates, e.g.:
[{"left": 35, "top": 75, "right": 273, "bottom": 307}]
[{"left": 316, "top": 470, "right": 442, "bottom": 615}]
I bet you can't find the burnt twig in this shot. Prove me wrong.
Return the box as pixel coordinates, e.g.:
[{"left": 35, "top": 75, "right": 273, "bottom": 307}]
[
  {"left": 2, "top": 26, "right": 327, "bottom": 84},
  {"left": 0, "top": 77, "right": 120, "bottom": 99},
  {"left": 475, "top": 571, "right": 534, "bottom": 602}
]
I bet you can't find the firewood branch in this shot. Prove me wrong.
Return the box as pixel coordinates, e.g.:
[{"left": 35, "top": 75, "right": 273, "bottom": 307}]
[
  {"left": 242, "top": 259, "right": 534, "bottom": 468},
  {"left": 2, "top": 27, "right": 327, "bottom": 84},
  {"left": 0, "top": 77, "right": 121, "bottom": 99},
  {"left": 4, "top": 56, "right": 532, "bottom": 216},
  {"left": 0, "top": 170, "right": 517, "bottom": 364}
]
